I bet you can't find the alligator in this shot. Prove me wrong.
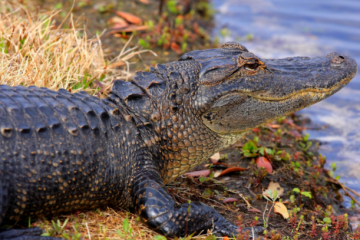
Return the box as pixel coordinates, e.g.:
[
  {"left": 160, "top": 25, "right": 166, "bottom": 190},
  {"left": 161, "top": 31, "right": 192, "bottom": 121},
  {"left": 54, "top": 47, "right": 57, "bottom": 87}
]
[{"left": 0, "top": 42, "right": 357, "bottom": 239}]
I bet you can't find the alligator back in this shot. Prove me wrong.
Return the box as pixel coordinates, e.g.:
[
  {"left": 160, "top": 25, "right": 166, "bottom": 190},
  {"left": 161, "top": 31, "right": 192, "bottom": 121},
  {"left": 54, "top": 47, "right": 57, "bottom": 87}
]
[{"left": 0, "top": 85, "right": 137, "bottom": 224}]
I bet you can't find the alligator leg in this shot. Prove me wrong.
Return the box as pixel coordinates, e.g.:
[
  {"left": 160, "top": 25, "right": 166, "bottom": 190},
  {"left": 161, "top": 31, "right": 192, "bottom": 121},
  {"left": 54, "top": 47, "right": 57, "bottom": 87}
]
[
  {"left": 0, "top": 181, "right": 62, "bottom": 240},
  {"left": 132, "top": 169, "right": 263, "bottom": 238}
]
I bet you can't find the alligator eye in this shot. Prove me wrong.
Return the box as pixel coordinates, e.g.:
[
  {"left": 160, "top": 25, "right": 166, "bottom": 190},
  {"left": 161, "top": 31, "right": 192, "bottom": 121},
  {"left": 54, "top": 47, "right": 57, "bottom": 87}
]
[{"left": 244, "top": 63, "right": 258, "bottom": 70}]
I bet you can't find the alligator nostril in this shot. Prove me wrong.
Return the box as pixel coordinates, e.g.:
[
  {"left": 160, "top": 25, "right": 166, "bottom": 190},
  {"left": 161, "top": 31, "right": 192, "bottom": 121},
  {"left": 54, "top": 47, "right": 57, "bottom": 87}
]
[{"left": 331, "top": 55, "right": 345, "bottom": 64}]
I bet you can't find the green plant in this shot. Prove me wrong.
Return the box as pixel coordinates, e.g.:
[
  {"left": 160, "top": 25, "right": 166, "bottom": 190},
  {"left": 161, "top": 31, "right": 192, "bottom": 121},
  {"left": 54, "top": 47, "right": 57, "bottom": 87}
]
[
  {"left": 115, "top": 215, "right": 138, "bottom": 240},
  {"left": 328, "top": 162, "right": 339, "bottom": 178},
  {"left": 300, "top": 133, "right": 312, "bottom": 151},
  {"left": 262, "top": 189, "right": 278, "bottom": 228},
  {"left": 292, "top": 188, "right": 312, "bottom": 199},
  {"left": 292, "top": 188, "right": 312, "bottom": 206},
  {"left": 242, "top": 137, "right": 259, "bottom": 157},
  {"left": 41, "top": 219, "right": 69, "bottom": 237},
  {"left": 296, "top": 215, "right": 304, "bottom": 232},
  {"left": 199, "top": 171, "right": 214, "bottom": 183},
  {"left": 153, "top": 236, "right": 167, "bottom": 240}
]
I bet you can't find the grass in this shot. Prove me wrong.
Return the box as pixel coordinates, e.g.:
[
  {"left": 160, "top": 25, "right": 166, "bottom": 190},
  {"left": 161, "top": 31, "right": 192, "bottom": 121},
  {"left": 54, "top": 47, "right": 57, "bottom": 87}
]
[
  {"left": 35, "top": 208, "right": 161, "bottom": 240},
  {"left": 0, "top": 0, "right": 151, "bottom": 97}
]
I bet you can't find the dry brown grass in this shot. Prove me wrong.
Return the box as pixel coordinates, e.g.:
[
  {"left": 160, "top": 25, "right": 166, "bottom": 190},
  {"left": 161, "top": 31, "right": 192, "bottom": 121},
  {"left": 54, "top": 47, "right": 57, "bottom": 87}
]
[
  {"left": 0, "top": 0, "right": 151, "bottom": 97},
  {"left": 35, "top": 207, "right": 161, "bottom": 240}
]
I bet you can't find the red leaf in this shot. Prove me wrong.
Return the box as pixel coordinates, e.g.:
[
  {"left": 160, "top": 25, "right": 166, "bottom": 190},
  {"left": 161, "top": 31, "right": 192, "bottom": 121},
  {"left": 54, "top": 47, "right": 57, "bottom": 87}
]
[
  {"left": 248, "top": 208, "right": 262, "bottom": 213},
  {"left": 218, "top": 167, "right": 247, "bottom": 177},
  {"left": 256, "top": 156, "right": 273, "bottom": 174},
  {"left": 252, "top": 127, "right": 261, "bottom": 133},
  {"left": 193, "top": 22, "right": 199, "bottom": 34},
  {"left": 184, "top": 169, "right": 210, "bottom": 177},
  {"left": 222, "top": 197, "right": 239, "bottom": 203},
  {"left": 108, "top": 16, "right": 129, "bottom": 27},
  {"left": 170, "top": 42, "right": 182, "bottom": 54},
  {"left": 116, "top": 11, "right": 142, "bottom": 25},
  {"left": 108, "top": 25, "right": 148, "bottom": 35},
  {"left": 138, "top": 0, "right": 149, "bottom": 4},
  {"left": 111, "top": 23, "right": 129, "bottom": 30}
]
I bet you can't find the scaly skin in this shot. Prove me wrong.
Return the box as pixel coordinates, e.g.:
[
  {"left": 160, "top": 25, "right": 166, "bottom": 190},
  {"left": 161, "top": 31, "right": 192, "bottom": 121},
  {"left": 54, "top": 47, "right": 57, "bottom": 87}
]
[{"left": 0, "top": 42, "right": 357, "bottom": 239}]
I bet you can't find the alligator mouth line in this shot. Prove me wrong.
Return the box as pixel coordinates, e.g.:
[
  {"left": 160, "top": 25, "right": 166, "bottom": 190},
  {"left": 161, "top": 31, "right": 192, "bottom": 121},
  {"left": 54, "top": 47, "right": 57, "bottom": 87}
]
[{"left": 246, "top": 73, "right": 355, "bottom": 102}]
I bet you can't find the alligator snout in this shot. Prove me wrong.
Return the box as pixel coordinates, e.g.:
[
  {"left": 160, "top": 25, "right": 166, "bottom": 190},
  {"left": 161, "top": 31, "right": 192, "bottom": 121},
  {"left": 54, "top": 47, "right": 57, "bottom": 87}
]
[{"left": 327, "top": 52, "right": 352, "bottom": 65}]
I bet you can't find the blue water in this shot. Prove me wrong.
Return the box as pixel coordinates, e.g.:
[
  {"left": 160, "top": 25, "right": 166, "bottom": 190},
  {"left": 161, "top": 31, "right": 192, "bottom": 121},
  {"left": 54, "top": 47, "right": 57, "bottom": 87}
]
[{"left": 212, "top": 0, "right": 360, "bottom": 206}]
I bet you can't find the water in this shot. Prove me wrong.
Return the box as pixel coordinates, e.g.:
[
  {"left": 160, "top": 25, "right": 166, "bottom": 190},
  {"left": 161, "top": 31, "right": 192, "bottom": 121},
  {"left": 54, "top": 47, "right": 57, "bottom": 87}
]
[{"left": 212, "top": 0, "right": 360, "bottom": 205}]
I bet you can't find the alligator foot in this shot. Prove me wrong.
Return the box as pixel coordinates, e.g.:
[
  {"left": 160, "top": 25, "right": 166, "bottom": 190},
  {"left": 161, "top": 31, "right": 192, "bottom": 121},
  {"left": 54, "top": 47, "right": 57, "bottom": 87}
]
[
  {"left": 132, "top": 170, "right": 265, "bottom": 238},
  {"left": 0, "top": 228, "right": 63, "bottom": 240}
]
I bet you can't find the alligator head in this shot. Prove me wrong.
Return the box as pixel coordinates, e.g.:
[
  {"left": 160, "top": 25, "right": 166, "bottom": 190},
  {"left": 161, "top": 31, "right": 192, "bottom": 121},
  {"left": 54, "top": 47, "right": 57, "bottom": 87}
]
[
  {"left": 179, "top": 42, "right": 357, "bottom": 135},
  {"left": 112, "top": 42, "right": 357, "bottom": 181}
]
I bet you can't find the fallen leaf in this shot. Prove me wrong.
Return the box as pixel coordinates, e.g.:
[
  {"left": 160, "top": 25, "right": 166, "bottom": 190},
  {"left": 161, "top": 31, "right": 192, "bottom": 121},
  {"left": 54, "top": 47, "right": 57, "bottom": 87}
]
[
  {"left": 184, "top": 169, "right": 210, "bottom": 177},
  {"left": 108, "top": 25, "right": 148, "bottom": 35},
  {"left": 213, "top": 170, "right": 222, "bottom": 178},
  {"left": 116, "top": 11, "right": 142, "bottom": 25},
  {"left": 269, "top": 124, "right": 281, "bottom": 129},
  {"left": 170, "top": 42, "right": 182, "bottom": 54},
  {"left": 222, "top": 198, "right": 239, "bottom": 203},
  {"left": 274, "top": 202, "right": 289, "bottom": 219},
  {"left": 252, "top": 127, "right": 261, "bottom": 133},
  {"left": 256, "top": 156, "right": 273, "bottom": 173},
  {"left": 248, "top": 208, "right": 262, "bottom": 213},
  {"left": 111, "top": 23, "right": 129, "bottom": 30},
  {"left": 223, "top": 237, "right": 229, "bottom": 240},
  {"left": 216, "top": 167, "right": 247, "bottom": 177},
  {"left": 138, "top": 0, "right": 149, "bottom": 4},
  {"left": 210, "top": 152, "right": 220, "bottom": 163},
  {"left": 193, "top": 22, "right": 199, "bottom": 34},
  {"left": 108, "top": 16, "right": 128, "bottom": 27},
  {"left": 262, "top": 181, "right": 284, "bottom": 198}
]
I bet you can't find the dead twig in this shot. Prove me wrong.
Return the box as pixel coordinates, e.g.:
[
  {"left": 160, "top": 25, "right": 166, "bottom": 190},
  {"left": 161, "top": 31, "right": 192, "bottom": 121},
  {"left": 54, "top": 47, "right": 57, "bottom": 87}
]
[{"left": 326, "top": 178, "right": 360, "bottom": 207}]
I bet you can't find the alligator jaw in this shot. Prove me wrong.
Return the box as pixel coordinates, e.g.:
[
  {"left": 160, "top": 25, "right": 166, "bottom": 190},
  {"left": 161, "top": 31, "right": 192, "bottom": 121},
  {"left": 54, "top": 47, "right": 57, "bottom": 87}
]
[
  {"left": 247, "top": 74, "right": 355, "bottom": 102},
  {"left": 239, "top": 52, "right": 357, "bottom": 101}
]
